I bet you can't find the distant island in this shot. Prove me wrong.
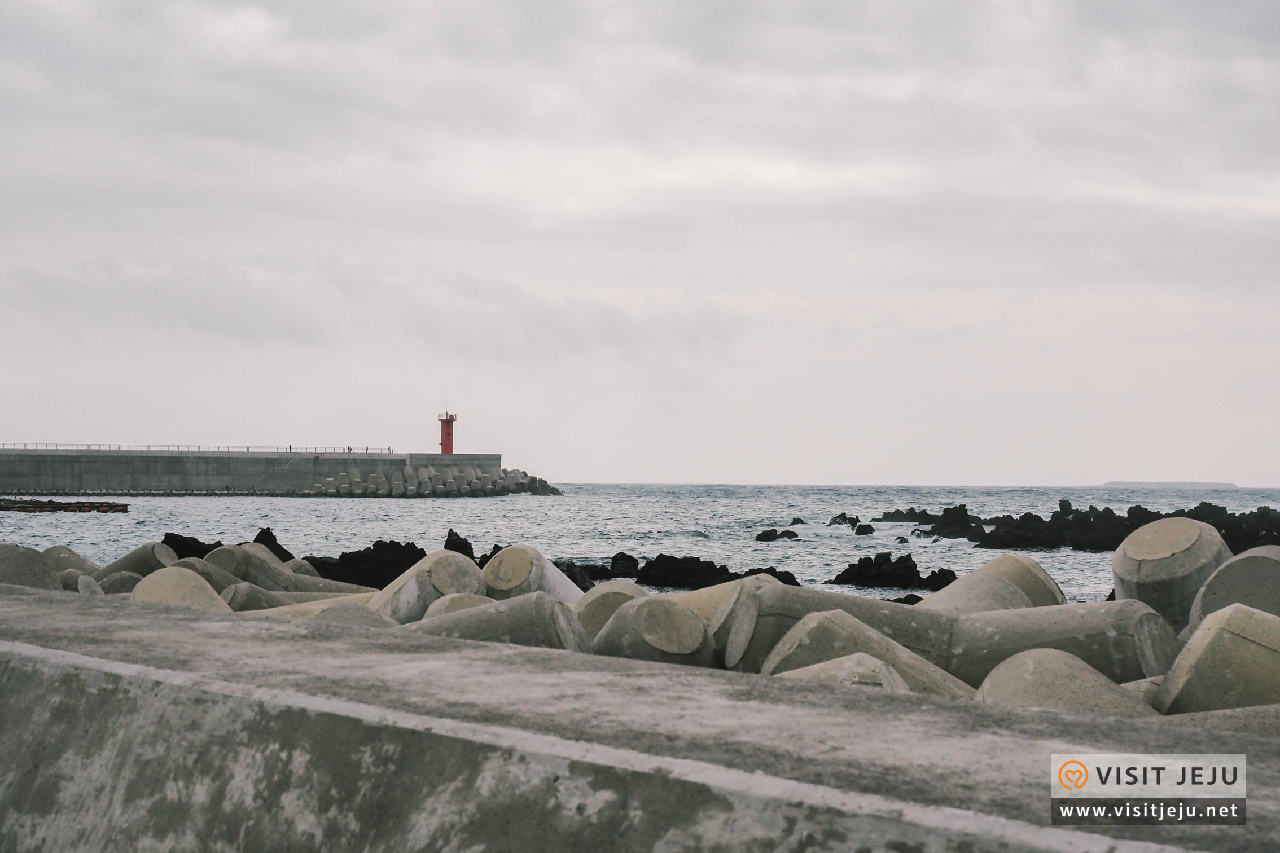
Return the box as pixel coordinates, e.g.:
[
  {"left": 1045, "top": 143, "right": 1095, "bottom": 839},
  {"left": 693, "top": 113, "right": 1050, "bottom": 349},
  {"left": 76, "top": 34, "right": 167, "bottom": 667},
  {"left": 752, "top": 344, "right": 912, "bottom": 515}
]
[{"left": 1102, "top": 481, "right": 1238, "bottom": 490}]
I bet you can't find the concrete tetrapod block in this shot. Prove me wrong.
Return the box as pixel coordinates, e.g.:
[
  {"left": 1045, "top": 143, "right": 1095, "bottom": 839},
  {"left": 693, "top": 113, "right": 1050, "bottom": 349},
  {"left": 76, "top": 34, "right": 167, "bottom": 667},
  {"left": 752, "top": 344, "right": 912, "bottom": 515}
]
[
  {"left": 946, "top": 600, "right": 1181, "bottom": 688},
  {"left": 918, "top": 573, "right": 1033, "bottom": 616},
  {"left": 1154, "top": 603, "right": 1280, "bottom": 715},
  {"left": 99, "top": 572, "right": 143, "bottom": 595},
  {"left": 58, "top": 568, "right": 86, "bottom": 591},
  {"left": 42, "top": 545, "right": 101, "bottom": 578},
  {"left": 93, "top": 541, "right": 178, "bottom": 583},
  {"left": 592, "top": 597, "right": 715, "bottom": 668},
  {"left": 424, "top": 593, "right": 496, "bottom": 619},
  {"left": 482, "top": 544, "right": 584, "bottom": 606},
  {"left": 77, "top": 574, "right": 104, "bottom": 596},
  {"left": 311, "top": 602, "right": 398, "bottom": 628},
  {"left": 170, "top": 557, "right": 240, "bottom": 594},
  {"left": 725, "top": 585, "right": 956, "bottom": 674},
  {"left": 221, "top": 582, "right": 294, "bottom": 612},
  {"left": 1112, "top": 516, "right": 1232, "bottom": 633},
  {"left": 368, "top": 549, "right": 486, "bottom": 624},
  {"left": 240, "top": 592, "right": 377, "bottom": 619},
  {"left": 131, "top": 566, "right": 232, "bottom": 612},
  {"left": 974, "top": 649, "right": 1159, "bottom": 719},
  {"left": 207, "top": 545, "right": 373, "bottom": 595},
  {"left": 775, "top": 653, "right": 911, "bottom": 693},
  {"left": 759, "top": 610, "right": 974, "bottom": 699},
  {"left": 406, "top": 591, "right": 590, "bottom": 652},
  {"left": 285, "top": 558, "right": 320, "bottom": 577},
  {"left": 573, "top": 580, "right": 648, "bottom": 643},
  {"left": 1156, "top": 702, "right": 1280, "bottom": 737},
  {"left": 970, "top": 553, "right": 1065, "bottom": 608},
  {"left": 272, "top": 591, "right": 362, "bottom": 604},
  {"left": 667, "top": 574, "right": 781, "bottom": 624},
  {"left": 1119, "top": 676, "right": 1164, "bottom": 708},
  {"left": 707, "top": 575, "right": 785, "bottom": 666},
  {"left": 1187, "top": 545, "right": 1280, "bottom": 631}
]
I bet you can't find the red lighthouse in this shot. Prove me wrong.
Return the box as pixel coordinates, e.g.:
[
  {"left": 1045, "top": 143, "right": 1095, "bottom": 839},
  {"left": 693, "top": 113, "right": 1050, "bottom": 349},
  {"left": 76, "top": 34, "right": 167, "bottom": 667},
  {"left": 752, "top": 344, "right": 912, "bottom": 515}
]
[{"left": 438, "top": 410, "right": 457, "bottom": 454}]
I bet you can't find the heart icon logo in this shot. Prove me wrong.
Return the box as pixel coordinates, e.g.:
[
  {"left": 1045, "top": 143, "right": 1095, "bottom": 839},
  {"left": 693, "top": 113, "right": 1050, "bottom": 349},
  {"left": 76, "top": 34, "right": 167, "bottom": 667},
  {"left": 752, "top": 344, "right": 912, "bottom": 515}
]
[{"left": 1058, "top": 761, "right": 1089, "bottom": 790}]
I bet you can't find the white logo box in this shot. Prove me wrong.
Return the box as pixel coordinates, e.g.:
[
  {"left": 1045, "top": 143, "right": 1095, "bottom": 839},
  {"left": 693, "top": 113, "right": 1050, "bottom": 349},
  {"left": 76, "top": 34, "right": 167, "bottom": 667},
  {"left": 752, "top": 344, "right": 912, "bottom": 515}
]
[{"left": 1051, "top": 754, "right": 1246, "bottom": 798}]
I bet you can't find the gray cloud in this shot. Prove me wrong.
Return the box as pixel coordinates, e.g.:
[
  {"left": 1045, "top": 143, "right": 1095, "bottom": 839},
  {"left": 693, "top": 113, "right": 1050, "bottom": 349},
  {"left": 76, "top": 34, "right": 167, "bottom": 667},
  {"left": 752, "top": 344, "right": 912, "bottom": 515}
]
[{"left": 2, "top": 1, "right": 1277, "bottom": 484}]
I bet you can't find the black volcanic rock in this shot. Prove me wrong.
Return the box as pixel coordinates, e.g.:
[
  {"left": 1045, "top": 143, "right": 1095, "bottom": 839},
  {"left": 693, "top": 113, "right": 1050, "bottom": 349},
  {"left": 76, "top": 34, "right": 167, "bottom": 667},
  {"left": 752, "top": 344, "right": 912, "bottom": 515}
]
[
  {"left": 890, "top": 593, "right": 923, "bottom": 605},
  {"left": 828, "top": 512, "right": 860, "bottom": 527},
  {"left": 916, "top": 505, "right": 985, "bottom": 540},
  {"left": 304, "top": 539, "right": 427, "bottom": 590},
  {"left": 743, "top": 567, "right": 801, "bottom": 586},
  {"left": 755, "top": 529, "right": 799, "bottom": 542},
  {"left": 444, "top": 528, "right": 475, "bottom": 561},
  {"left": 162, "top": 532, "right": 223, "bottom": 560},
  {"left": 253, "top": 527, "right": 295, "bottom": 563},
  {"left": 971, "top": 500, "right": 1280, "bottom": 553},
  {"left": 610, "top": 551, "right": 640, "bottom": 578},
  {"left": 477, "top": 544, "right": 504, "bottom": 569},
  {"left": 790, "top": 517, "right": 807, "bottom": 525},
  {"left": 828, "top": 552, "right": 955, "bottom": 591},
  {"left": 551, "top": 560, "right": 599, "bottom": 593},
  {"left": 873, "top": 507, "right": 940, "bottom": 524},
  {"left": 635, "top": 554, "right": 803, "bottom": 590},
  {"left": 637, "top": 554, "right": 734, "bottom": 590},
  {"left": 854, "top": 524, "right": 875, "bottom": 536}
]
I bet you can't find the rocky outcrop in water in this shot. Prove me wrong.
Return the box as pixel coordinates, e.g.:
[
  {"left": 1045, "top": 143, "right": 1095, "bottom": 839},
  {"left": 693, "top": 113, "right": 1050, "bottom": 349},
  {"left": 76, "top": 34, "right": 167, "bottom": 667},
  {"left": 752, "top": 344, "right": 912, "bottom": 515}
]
[
  {"left": 756, "top": 529, "right": 799, "bottom": 542},
  {"left": 610, "top": 552, "right": 640, "bottom": 578},
  {"left": 916, "top": 505, "right": 985, "bottom": 540},
  {"left": 975, "top": 501, "right": 1280, "bottom": 553},
  {"left": 253, "top": 528, "right": 295, "bottom": 563},
  {"left": 305, "top": 540, "right": 427, "bottom": 589},
  {"left": 827, "top": 512, "right": 859, "bottom": 527},
  {"left": 635, "top": 555, "right": 801, "bottom": 590},
  {"left": 161, "top": 533, "right": 224, "bottom": 560},
  {"left": 872, "top": 508, "right": 938, "bottom": 524},
  {"left": 827, "top": 552, "right": 956, "bottom": 591},
  {"left": 444, "top": 529, "right": 475, "bottom": 561}
]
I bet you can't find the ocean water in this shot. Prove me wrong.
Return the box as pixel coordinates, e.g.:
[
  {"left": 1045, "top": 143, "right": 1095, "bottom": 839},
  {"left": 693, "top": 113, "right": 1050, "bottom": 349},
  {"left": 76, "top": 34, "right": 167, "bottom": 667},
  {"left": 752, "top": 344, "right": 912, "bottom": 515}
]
[{"left": 3, "top": 484, "right": 1277, "bottom": 603}]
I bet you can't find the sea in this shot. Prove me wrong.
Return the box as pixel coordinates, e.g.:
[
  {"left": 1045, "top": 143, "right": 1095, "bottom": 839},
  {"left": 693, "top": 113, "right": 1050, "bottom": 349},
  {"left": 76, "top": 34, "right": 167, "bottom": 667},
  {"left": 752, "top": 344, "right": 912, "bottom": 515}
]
[{"left": 4, "top": 484, "right": 1277, "bottom": 603}]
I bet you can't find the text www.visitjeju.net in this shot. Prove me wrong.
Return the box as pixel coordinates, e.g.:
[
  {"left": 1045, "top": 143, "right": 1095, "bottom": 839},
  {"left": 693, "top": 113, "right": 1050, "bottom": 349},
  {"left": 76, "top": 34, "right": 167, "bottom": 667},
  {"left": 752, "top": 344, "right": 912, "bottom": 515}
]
[{"left": 1051, "top": 798, "right": 1246, "bottom": 826}]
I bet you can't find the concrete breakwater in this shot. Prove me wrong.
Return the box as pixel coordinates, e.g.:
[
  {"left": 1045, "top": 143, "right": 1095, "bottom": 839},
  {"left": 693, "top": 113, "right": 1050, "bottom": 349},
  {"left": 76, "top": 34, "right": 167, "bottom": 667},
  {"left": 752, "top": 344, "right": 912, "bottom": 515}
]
[
  {"left": 0, "top": 447, "right": 557, "bottom": 497},
  {"left": 2, "top": 516, "right": 1280, "bottom": 851}
]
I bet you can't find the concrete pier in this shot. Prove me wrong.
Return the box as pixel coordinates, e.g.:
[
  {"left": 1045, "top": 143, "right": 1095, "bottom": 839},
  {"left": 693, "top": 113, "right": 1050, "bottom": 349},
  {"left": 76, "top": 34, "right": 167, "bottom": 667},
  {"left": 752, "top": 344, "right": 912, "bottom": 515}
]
[
  {"left": 1, "top": 585, "right": 1276, "bottom": 852},
  {"left": 0, "top": 447, "right": 519, "bottom": 496}
]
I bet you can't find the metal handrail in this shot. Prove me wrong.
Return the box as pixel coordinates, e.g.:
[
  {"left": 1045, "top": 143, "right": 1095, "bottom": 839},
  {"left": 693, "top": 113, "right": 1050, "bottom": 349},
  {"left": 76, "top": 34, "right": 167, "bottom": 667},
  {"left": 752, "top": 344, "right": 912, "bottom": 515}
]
[{"left": 0, "top": 443, "right": 399, "bottom": 454}]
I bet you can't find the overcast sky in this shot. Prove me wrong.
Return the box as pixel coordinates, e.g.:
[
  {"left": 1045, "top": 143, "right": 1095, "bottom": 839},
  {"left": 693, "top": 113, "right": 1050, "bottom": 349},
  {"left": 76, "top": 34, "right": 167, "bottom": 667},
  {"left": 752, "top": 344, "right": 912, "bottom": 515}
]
[{"left": 2, "top": 1, "right": 1277, "bottom": 485}]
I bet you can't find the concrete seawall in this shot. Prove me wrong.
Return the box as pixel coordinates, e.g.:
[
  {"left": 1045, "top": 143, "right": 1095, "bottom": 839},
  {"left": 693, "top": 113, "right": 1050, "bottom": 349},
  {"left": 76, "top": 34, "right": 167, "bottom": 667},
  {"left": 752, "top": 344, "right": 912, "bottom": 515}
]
[
  {"left": 0, "top": 448, "right": 506, "bottom": 496},
  {"left": 1, "top": 586, "right": 1276, "bottom": 852}
]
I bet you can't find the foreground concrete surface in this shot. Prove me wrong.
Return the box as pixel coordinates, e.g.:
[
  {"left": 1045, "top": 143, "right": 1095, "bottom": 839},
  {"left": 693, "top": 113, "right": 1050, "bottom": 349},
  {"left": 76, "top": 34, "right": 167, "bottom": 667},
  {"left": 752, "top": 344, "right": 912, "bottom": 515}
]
[{"left": 0, "top": 587, "right": 1275, "bottom": 853}]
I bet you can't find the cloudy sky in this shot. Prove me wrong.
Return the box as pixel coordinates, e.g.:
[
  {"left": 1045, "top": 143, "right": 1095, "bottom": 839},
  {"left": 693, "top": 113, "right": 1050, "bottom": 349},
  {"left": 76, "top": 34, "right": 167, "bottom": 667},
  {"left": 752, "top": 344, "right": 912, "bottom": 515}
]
[{"left": 2, "top": 1, "right": 1277, "bottom": 485}]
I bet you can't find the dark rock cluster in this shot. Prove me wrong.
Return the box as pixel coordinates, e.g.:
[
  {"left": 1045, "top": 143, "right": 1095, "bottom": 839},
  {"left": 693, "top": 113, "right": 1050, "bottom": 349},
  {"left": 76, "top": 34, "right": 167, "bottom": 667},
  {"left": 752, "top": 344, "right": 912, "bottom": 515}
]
[
  {"left": 304, "top": 540, "right": 427, "bottom": 590},
  {"left": 161, "top": 532, "right": 223, "bottom": 560},
  {"left": 443, "top": 528, "right": 476, "bottom": 561},
  {"left": 827, "top": 552, "right": 956, "bottom": 591},
  {"left": 977, "top": 501, "right": 1280, "bottom": 553},
  {"left": 827, "top": 512, "right": 859, "bottom": 527},
  {"left": 755, "top": 529, "right": 799, "bottom": 542},
  {"left": 636, "top": 554, "right": 799, "bottom": 590},
  {"left": 252, "top": 528, "right": 295, "bottom": 563}
]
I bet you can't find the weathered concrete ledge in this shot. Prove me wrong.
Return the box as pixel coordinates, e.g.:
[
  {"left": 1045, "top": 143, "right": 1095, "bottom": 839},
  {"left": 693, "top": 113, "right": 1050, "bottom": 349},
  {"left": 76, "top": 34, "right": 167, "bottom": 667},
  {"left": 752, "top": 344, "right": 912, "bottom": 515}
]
[{"left": 1, "top": 586, "right": 1275, "bottom": 852}]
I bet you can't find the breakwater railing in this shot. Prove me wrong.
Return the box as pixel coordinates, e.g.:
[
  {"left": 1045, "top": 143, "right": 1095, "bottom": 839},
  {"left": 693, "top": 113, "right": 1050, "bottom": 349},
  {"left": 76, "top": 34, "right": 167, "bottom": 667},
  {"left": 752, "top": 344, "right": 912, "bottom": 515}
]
[{"left": 0, "top": 444, "right": 399, "bottom": 454}]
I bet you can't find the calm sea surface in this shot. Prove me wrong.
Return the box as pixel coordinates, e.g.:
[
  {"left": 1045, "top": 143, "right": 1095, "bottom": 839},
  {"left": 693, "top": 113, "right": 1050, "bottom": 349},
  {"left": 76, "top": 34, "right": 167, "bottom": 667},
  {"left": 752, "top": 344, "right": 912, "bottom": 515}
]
[{"left": 4, "top": 484, "right": 1277, "bottom": 603}]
